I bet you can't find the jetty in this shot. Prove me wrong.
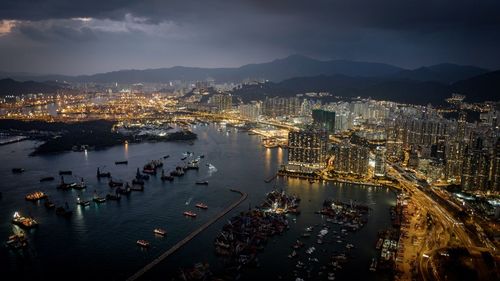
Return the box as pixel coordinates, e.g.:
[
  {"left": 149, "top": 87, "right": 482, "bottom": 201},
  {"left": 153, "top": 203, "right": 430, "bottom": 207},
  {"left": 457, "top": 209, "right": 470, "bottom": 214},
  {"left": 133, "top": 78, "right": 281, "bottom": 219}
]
[{"left": 126, "top": 189, "right": 248, "bottom": 281}]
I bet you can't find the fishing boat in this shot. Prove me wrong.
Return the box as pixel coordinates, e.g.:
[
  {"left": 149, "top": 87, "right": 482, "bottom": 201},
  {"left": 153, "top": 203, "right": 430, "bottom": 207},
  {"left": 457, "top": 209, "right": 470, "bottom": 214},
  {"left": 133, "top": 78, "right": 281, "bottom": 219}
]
[
  {"left": 57, "top": 176, "right": 75, "bottom": 190},
  {"left": 163, "top": 155, "right": 170, "bottom": 159},
  {"left": 44, "top": 198, "right": 55, "bottom": 209},
  {"left": 183, "top": 211, "right": 197, "bottom": 217},
  {"left": 136, "top": 240, "right": 150, "bottom": 248},
  {"left": 109, "top": 178, "right": 124, "bottom": 187},
  {"left": 117, "top": 184, "right": 131, "bottom": 195},
  {"left": 161, "top": 170, "right": 174, "bottom": 181},
  {"left": 96, "top": 168, "right": 111, "bottom": 178},
  {"left": 153, "top": 228, "right": 167, "bottom": 236},
  {"left": 106, "top": 193, "right": 121, "bottom": 201},
  {"left": 195, "top": 181, "right": 208, "bottom": 185},
  {"left": 12, "top": 212, "right": 38, "bottom": 229},
  {"left": 55, "top": 203, "right": 73, "bottom": 218},
  {"left": 76, "top": 197, "right": 90, "bottom": 207},
  {"left": 115, "top": 160, "right": 128, "bottom": 165},
  {"left": 72, "top": 178, "right": 87, "bottom": 190},
  {"left": 59, "top": 170, "right": 72, "bottom": 175},
  {"left": 40, "top": 176, "right": 55, "bottom": 182},
  {"left": 195, "top": 203, "right": 208, "bottom": 209},
  {"left": 25, "top": 191, "right": 47, "bottom": 202},
  {"left": 181, "top": 156, "right": 187, "bottom": 161},
  {"left": 12, "top": 168, "right": 25, "bottom": 174},
  {"left": 93, "top": 191, "right": 106, "bottom": 203},
  {"left": 5, "top": 233, "right": 28, "bottom": 250}
]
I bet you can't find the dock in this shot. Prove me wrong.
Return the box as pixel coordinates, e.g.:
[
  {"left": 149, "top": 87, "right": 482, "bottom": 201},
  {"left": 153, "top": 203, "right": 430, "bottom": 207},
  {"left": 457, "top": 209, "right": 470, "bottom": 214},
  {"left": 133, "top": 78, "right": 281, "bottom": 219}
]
[{"left": 126, "top": 189, "right": 248, "bottom": 281}]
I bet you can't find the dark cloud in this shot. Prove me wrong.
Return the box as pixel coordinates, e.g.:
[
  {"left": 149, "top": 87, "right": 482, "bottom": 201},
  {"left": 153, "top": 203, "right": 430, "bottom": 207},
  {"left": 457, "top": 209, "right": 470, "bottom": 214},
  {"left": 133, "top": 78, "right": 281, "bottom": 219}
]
[{"left": 1, "top": 0, "right": 500, "bottom": 74}]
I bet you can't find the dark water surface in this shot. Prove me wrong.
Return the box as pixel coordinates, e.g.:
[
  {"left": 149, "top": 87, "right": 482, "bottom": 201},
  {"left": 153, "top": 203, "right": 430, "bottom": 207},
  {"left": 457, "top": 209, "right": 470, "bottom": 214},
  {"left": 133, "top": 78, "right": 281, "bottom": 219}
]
[{"left": 0, "top": 124, "right": 395, "bottom": 280}]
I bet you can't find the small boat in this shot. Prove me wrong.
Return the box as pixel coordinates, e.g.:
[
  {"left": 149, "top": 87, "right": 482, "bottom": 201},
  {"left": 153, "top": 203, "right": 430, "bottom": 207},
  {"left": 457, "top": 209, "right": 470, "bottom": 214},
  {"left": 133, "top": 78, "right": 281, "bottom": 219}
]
[
  {"left": 57, "top": 176, "right": 75, "bottom": 190},
  {"left": 161, "top": 170, "right": 174, "bottom": 181},
  {"left": 163, "top": 155, "right": 170, "bottom": 159},
  {"left": 369, "top": 258, "right": 377, "bottom": 272},
  {"left": 109, "top": 178, "right": 124, "bottom": 187},
  {"left": 6, "top": 233, "right": 28, "bottom": 250},
  {"left": 137, "top": 240, "right": 150, "bottom": 248},
  {"left": 199, "top": 155, "right": 205, "bottom": 158},
  {"left": 181, "top": 156, "right": 187, "bottom": 161},
  {"left": 115, "top": 160, "right": 128, "bottom": 165},
  {"left": 96, "top": 168, "right": 111, "bottom": 178},
  {"left": 130, "top": 184, "right": 144, "bottom": 191},
  {"left": 55, "top": 203, "right": 72, "bottom": 218},
  {"left": 117, "top": 184, "right": 131, "bottom": 195},
  {"left": 12, "top": 168, "right": 25, "bottom": 174},
  {"left": 288, "top": 250, "right": 297, "bottom": 258},
  {"left": 40, "top": 176, "right": 55, "bottom": 182},
  {"left": 44, "top": 199, "right": 55, "bottom": 209},
  {"left": 93, "top": 192, "right": 106, "bottom": 203},
  {"left": 153, "top": 228, "right": 167, "bottom": 236},
  {"left": 59, "top": 170, "right": 72, "bottom": 175},
  {"left": 195, "top": 203, "right": 208, "bottom": 209},
  {"left": 142, "top": 168, "right": 156, "bottom": 175},
  {"left": 106, "top": 193, "right": 121, "bottom": 201},
  {"left": 12, "top": 212, "right": 38, "bottom": 229},
  {"left": 25, "top": 191, "right": 48, "bottom": 202},
  {"left": 195, "top": 181, "right": 208, "bottom": 185},
  {"left": 76, "top": 197, "right": 90, "bottom": 207},
  {"left": 183, "top": 211, "right": 197, "bottom": 217},
  {"left": 72, "top": 178, "right": 86, "bottom": 190}
]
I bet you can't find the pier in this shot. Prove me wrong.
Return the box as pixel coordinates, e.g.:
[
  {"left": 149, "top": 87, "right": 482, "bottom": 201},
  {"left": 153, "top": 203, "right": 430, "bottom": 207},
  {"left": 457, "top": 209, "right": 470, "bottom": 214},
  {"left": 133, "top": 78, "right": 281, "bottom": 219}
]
[
  {"left": 264, "top": 172, "right": 277, "bottom": 183},
  {"left": 126, "top": 189, "right": 248, "bottom": 281}
]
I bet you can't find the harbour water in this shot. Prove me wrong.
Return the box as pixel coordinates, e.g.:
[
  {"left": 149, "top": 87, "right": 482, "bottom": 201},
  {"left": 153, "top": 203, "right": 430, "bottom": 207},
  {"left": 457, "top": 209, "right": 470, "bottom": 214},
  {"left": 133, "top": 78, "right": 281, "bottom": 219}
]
[{"left": 0, "top": 123, "right": 396, "bottom": 280}]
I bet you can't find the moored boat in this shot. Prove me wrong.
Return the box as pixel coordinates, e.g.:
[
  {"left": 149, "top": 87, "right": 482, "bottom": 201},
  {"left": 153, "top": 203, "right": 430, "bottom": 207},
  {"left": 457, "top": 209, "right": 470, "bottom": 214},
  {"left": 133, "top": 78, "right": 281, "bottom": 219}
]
[
  {"left": 195, "top": 181, "right": 208, "bottom": 185},
  {"left": 59, "top": 170, "right": 72, "bottom": 175},
  {"left": 136, "top": 240, "right": 150, "bottom": 248},
  {"left": 109, "top": 178, "right": 124, "bottom": 187},
  {"left": 115, "top": 160, "right": 128, "bottom": 165},
  {"left": 12, "top": 168, "right": 25, "bottom": 174},
  {"left": 25, "top": 191, "right": 48, "bottom": 202},
  {"left": 153, "top": 228, "right": 167, "bottom": 236},
  {"left": 195, "top": 203, "right": 208, "bottom": 209},
  {"left": 44, "top": 198, "right": 55, "bottom": 209},
  {"left": 183, "top": 211, "right": 197, "bottom": 217},
  {"left": 40, "top": 176, "right": 55, "bottom": 182},
  {"left": 76, "top": 197, "right": 90, "bottom": 207},
  {"left": 12, "top": 212, "right": 38, "bottom": 229}
]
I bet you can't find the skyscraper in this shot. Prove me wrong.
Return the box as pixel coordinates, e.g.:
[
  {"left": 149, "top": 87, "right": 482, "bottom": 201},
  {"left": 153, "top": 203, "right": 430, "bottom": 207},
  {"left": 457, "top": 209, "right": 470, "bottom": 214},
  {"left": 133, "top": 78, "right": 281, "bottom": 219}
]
[{"left": 287, "top": 129, "right": 328, "bottom": 171}]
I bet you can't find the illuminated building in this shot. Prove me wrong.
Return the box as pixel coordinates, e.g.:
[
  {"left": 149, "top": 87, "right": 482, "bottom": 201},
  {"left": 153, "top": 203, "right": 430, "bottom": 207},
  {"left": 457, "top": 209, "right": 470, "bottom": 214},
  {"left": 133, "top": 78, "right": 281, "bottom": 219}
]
[{"left": 286, "top": 128, "right": 328, "bottom": 172}]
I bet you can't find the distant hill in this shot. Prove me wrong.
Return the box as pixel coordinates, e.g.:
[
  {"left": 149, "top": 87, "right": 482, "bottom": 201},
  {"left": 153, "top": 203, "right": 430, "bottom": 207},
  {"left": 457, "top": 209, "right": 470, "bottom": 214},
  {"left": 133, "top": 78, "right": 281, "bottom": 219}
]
[
  {"left": 1, "top": 55, "right": 405, "bottom": 83},
  {"left": 451, "top": 70, "right": 500, "bottom": 102},
  {"left": 233, "top": 74, "right": 452, "bottom": 105},
  {"left": 0, "top": 78, "right": 62, "bottom": 95},
  {"left": 394, "top": 63, "right": 489, "bottom": 84}
]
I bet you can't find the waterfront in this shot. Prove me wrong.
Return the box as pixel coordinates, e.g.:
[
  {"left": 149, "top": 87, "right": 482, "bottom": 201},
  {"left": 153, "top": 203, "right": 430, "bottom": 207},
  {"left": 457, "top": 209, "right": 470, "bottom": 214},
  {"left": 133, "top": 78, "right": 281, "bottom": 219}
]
[{"left": 0, "top": 123, "right": 396, "bottom": 280}]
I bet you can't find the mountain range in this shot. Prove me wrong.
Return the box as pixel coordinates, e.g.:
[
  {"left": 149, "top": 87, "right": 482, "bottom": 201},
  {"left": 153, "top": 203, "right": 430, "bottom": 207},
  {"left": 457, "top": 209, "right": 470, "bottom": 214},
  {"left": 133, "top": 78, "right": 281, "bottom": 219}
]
[{"left": 0, "top": 55, "right": 498, "bottom": 104}]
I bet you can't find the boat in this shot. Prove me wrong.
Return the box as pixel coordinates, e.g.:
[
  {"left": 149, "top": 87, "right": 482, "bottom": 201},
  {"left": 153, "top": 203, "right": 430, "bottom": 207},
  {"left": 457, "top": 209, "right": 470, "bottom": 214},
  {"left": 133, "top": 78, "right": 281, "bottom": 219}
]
[
  {"left": 59, "top": 170, "right": 72, "bottom": 175},
  {"left": 369, "top": 258, "right": 377, "bottom": 272},
  {"left": 153, "top": 228, "right": 167, "bottom": 236},
  {"left": 195, "top": 181, "right": 208, "bottom": 185},
  {"left": 40, "top": 176, "right": 55, "bottom": 182},
  {"left": 130, "top": 184, "right": 144, "bottom": 191},
  {"left": 161, "top": 169, "right": 174, "bottom": 181},
  {"left": 136, "top": 240, "right": 150, "bottom": 248},
  {"left": 199, "top": 154, "right": 205, "bottom": 158},
  {"left": 12, "top": 168, "right": 25, "bottom": 174},
  {"left": 183, "top": 211, "right": 197, "bottom": 217},
  {"left": 288, "top": 250, "right": 297, "bottom": 258},
  {"left": 44, "top": 198, "right": 55, "bottom": 209},
  {"left": 96, "top": 168, "right": 111, "bottom": 178},
  {"left": 25, "top": 191, "right": 47, "bottom": 202},
  {"left": 55, "top": 203, "right": 73, "bottom": 218},
  {"left": 72, "top": 178, "right": 87, "bottom": 190},
  {"left": 181, "top": 156, "right": 187, "bottom": 161},
  {"left": 12, "top": 212, "right": 38, "bottom": 229},
  {"left": 115, "top": 160, "right": 128, "bottom": 165},
  {"left": 106, "top": 193, "right": 121, "bottom": 201},
  {"left": 195, "top": 203, "right": 208, "bottom": 209},
  {"left": 93, "top": 192, "right": 106, "bottom": 203},
  {"left": 117, "top": 184, "right": 131, "bottom": 195},
  {"left": 109, "top": 178, "right": 124, "bottom": 187},
  {"left": 76, "top": 197, "right": 90, "bottom": 207},
  {"left": 163, "top": 155, "right": 170, "bottom": 159},
  {"left": 5, "top": 233, "right": 28, "bottom": 250}
]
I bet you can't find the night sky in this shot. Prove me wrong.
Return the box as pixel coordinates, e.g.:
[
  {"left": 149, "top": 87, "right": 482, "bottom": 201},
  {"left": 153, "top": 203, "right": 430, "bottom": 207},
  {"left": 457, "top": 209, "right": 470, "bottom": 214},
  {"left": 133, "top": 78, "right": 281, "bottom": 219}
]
[{"left": 1, "top": 0, "right": 499, "bottom": 75}]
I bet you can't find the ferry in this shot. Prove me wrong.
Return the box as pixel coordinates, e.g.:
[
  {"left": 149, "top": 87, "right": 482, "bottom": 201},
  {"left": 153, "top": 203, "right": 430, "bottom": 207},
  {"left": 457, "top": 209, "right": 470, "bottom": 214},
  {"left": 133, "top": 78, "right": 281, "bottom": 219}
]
[
  {"left": 195, "top": 203, "right": 208, "bottom": 209},
  {"left": 40, "top": 176, "right": 55, "bottom": 182},
  {"left": 153, "top": 228, "right": 167, "bottom": 236},
  {"left": 195, "top": 181, "right": 208, "bottom": 185},
  {"left": 136, "top": 240, "right": 150, "bottom": 248},
  {"left": 59, "top": 170, "right": 72, "bottom": 175},
  {"left": 25, "top": 191, "right": 48, "bottom": 202},
  {"left": 183, "top": 211, "right": 197, "bottom": 217},
  {"left": 115, "top": 160, "right": 128, "bottom": 165},
  {"left": 12, "top": 168, "right": 25, "bottom": 174},
  {"left": 12, "top": 212, "right": 38, "bottom": 229}
]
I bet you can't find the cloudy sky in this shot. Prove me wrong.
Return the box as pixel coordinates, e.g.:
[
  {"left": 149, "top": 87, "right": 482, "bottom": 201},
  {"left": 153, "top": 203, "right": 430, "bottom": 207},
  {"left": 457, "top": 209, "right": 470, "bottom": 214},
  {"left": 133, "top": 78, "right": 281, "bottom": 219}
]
[{"left": 1, "top": 0, "right": 499, "bottom": 75}]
